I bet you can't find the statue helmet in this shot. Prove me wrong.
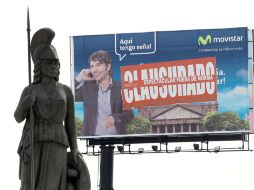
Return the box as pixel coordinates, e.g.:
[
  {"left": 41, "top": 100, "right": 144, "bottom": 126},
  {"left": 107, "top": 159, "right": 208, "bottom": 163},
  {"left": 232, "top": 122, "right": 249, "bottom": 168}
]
[{"left": 31, "top": 28, "right": 59, "bottom": 63}]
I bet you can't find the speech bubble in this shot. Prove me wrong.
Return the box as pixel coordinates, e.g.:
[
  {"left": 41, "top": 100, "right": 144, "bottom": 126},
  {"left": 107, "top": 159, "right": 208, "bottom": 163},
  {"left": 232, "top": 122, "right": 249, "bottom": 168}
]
[{"left": 115, "top": 32, "right": 157, "bottom": 61}]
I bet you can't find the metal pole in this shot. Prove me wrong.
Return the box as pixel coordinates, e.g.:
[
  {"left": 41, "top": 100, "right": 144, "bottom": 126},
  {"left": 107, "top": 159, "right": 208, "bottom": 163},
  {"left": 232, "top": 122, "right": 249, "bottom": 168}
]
[{"left": 99, "top": 145, "right": 115, "bottom": 190}]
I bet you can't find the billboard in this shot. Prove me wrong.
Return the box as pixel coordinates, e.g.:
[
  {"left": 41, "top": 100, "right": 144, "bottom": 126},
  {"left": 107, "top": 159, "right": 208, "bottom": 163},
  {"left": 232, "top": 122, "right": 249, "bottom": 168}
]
[{"left": 70, "top": 27, "right": 253, "bottom": 137}]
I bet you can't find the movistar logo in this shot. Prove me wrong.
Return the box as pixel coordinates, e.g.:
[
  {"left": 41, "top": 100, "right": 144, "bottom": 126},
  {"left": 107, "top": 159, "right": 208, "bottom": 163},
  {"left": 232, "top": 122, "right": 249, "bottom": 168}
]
[
  {"left": 198, "top": 34, "right": 243, "bottom": 46},
  {"left": 198, "top": 35, "right": 212, "bottom": 46}
]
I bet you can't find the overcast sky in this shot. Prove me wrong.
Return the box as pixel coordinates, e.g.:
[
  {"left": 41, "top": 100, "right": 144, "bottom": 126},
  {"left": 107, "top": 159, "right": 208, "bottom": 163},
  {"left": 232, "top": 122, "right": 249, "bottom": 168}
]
[{"left": 1, "top": 1, "right": 254, "bottom": 189}]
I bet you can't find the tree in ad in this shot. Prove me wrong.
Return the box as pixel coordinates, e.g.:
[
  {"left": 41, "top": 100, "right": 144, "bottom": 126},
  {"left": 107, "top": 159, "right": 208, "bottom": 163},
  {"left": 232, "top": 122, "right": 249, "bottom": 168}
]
[
  {"left": 127, "top": 116, "right": 151, "bottom": 134},
  {"left": 202, "top": 111, "right": 248, "bottom": 131}
]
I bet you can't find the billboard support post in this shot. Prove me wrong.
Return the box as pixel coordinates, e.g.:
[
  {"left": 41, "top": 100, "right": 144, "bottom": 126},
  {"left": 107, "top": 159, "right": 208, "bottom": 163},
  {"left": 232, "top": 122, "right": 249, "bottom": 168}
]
[{"left": 100, "top": 145, "right": 115, "bottom": 190}]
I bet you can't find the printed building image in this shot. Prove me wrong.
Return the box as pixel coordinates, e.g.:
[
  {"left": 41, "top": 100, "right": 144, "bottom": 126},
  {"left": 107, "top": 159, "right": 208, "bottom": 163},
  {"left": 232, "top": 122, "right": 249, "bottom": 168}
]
[{"left": 139, "top": 102, "right": 218, "bottom": 134}]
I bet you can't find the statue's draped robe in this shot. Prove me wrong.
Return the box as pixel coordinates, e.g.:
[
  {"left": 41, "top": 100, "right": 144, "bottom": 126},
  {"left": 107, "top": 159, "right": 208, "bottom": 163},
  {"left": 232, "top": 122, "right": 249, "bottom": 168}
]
[{"left": 17, "top": 83, "right": 73, "bottom": 190}]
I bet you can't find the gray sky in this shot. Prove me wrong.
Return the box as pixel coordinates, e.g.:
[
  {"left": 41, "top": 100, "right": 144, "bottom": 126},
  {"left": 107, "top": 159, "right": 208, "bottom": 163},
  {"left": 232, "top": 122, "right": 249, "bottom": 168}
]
[{"left": 1, "top": 1, "right": 254, "bottom": 189}]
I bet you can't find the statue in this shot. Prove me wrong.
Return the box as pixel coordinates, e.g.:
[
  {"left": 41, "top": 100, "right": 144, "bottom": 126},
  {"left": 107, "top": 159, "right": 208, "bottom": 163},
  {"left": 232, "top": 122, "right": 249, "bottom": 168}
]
[{"left": 14, "top": 28, "right": 90, "bottom": 190}]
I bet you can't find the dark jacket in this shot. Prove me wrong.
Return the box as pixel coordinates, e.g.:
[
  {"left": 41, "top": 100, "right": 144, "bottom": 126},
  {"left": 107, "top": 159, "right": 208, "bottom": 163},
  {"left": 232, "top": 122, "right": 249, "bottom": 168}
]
[{"left": 75, "top": 80, "right": 134, "bottom": 136}]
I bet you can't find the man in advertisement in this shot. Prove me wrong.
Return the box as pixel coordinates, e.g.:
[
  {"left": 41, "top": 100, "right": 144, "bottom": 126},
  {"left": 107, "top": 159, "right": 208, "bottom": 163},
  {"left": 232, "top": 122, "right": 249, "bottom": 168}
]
[{"left": 75, "top": 50, "right": 134, "bottom": 136}]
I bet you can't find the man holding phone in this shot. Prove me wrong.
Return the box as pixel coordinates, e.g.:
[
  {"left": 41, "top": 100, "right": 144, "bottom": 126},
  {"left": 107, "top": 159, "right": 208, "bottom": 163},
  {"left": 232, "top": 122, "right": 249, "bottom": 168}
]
[{"left": 75, "top": 50, "right": 134, "bottom": 136}]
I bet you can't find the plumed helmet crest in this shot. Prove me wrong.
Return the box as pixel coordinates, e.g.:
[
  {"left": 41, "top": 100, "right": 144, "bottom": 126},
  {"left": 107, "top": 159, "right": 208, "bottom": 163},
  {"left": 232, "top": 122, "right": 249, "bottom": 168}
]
[{"left": 31, "top": 28, "right": 59, "bottom": 63}]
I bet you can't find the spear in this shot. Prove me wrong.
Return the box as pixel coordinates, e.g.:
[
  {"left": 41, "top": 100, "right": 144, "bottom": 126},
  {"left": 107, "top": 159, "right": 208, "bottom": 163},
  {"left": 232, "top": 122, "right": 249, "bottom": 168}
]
[
  {"left": 27, "top": 7, "right": 32, "bottom": 84},
  {"left": 27, "top": 7, "right": 35, "bottom": 190}
]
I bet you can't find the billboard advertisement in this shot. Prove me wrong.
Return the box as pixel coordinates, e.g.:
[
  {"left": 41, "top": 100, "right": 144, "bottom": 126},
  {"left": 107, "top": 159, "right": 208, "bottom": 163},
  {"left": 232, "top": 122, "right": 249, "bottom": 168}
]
[{"left": 70, "top": 27, "right": 253, "bottom": 137}]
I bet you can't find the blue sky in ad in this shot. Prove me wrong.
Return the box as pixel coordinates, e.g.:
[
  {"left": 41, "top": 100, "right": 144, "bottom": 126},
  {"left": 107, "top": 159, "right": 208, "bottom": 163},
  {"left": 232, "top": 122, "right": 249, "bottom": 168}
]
[{"left": 72, "top": 27, "right": 249, "bottom": 119}]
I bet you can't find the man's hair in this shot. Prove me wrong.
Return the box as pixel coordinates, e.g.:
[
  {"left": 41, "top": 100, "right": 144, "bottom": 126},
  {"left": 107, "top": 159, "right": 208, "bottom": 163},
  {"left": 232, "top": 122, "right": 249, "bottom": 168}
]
[
  {"left": 88, "top": 50, "right": 112, "bottom": 66},
  {"left": 88, "top": 50, "right": 112, "bottom": 76}
]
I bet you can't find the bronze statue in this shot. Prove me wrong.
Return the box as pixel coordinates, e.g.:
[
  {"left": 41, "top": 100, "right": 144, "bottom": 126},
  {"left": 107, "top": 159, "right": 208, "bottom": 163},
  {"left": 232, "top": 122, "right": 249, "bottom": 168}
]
[{"left": 14, "top": 28, "right": 90, "bottom": 190}]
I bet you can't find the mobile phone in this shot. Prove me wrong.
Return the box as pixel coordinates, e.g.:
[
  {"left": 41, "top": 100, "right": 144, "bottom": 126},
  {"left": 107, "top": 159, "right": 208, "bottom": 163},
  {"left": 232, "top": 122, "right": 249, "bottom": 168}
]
[{"left": 88, "top": 72, "right": 93, "bottom": 78}]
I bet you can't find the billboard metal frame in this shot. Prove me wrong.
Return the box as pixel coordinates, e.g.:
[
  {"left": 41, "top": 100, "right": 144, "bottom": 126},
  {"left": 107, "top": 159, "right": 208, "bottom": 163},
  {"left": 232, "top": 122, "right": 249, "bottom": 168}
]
[
  {"left": 80, "top": 131, "right": 251, "bottom": 190},
  {"left": 79, "top": 131, "right": 250, "bottom": 155}
]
